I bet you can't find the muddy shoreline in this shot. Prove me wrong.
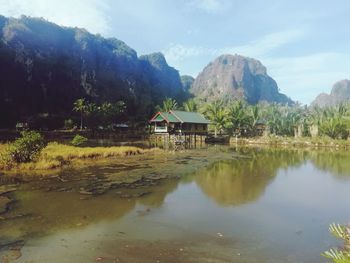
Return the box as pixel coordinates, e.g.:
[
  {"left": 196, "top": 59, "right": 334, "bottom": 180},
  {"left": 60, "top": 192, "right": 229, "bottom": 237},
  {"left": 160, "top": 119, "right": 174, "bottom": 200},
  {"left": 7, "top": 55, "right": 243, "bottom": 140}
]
[{"left": 0, "top": 146, "right": 239, "bottom": 262}]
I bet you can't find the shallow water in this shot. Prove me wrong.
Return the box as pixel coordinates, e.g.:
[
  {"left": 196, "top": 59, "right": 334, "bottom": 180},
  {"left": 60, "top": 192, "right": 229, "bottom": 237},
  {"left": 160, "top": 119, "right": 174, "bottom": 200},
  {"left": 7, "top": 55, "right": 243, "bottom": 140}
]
[{"left": 1, "top": 146, "right": 350, "bottom": 262}]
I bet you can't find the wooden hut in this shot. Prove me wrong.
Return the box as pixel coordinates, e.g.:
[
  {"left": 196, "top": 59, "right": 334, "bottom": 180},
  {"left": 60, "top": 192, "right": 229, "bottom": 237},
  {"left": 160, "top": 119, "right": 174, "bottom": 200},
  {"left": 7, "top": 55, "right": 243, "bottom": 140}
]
[{"left": 149, "top": 110, "right": 210, "bottom": 135}]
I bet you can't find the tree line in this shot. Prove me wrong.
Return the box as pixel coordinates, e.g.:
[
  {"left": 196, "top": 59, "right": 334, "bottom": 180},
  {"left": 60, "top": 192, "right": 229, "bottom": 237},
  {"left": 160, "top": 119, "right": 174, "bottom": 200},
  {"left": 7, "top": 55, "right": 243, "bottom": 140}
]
[
  {"left": 72, "top": 98, "right": 126, "bottom": 130},
  {"left": 157, "top": 97, "right": 350, "bottom": 140}
]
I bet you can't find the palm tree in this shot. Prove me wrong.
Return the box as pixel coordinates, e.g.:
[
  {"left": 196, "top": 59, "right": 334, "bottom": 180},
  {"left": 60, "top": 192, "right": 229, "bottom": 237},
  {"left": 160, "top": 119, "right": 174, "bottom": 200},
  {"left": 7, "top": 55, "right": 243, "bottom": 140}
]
[
  {"left": 250, "top": 105, "right": 260, "bottom": 128},
  {"left": 263, "top": 103, "right": 282, "bottom": 135},
  {"left": 161, "top": 98, "right": 178, "bottom": 112},
  {"left": 73, "top": 98, "right": 87, "bottom": 130},
  {"left": 205, "top": 100, "right": 227, "bottom": 136},
  {"left": 310, "top": 104, "right": 350, "bottom": 139},
  {"left": 183, "top": 99, "right": 197, "bottom": 112},
  {"left": 228, "top": 100, "right": 251, "bottom": 136}
]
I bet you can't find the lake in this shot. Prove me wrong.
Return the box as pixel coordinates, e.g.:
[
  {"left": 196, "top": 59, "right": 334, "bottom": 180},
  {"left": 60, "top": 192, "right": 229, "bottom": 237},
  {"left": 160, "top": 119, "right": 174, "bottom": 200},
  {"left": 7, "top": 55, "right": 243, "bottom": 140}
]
[{"left": 0, "top": 146, "right": 350, "bottom": 262}]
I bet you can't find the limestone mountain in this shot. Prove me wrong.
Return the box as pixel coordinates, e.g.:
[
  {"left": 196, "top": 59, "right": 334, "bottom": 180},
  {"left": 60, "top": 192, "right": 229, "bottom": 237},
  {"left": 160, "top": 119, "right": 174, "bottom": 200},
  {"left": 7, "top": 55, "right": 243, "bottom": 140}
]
[
  {"left": 139, "top": 52, "right": 184, "bottom": 98},
  {"left": 180, "top": 75, "right": 195, "bottom": 91},
  {"left": 191, "top": 54, "right": 293, "bottom": 104},
  {"left": 311, "top": 79, "right": 350, "bottom": 107},
  {"left": 0, "top": 15, "right": 185, "bottom": 128}
]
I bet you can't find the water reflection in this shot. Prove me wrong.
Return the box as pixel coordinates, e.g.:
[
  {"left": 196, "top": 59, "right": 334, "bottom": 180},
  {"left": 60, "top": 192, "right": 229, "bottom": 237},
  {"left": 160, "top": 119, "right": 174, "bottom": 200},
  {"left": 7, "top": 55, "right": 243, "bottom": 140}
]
[
  {"left": 0, "top": 178, "right": 182, "bottom": 245},
  {"left": 194, "top": 148, "right": 307, "bottom": 206},
  {"left": 1, "top": 146, "right": 350, "bottom": 263},
  {"left": 195, "top": 159, "right": 274, "bottom": 206},
  {"left": 308, "top": 150, "right": 350, "bottom": 178}
]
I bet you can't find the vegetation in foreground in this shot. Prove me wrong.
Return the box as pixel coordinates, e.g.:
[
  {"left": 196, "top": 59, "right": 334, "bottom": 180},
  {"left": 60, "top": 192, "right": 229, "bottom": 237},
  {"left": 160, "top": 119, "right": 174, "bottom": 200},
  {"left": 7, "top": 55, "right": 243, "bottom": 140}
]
[
  {"left": 323, "top": 223, "right": 350, "bottom": 263},
  {"left": 0, "top": 131, "right": 149, "bottom": 172}
]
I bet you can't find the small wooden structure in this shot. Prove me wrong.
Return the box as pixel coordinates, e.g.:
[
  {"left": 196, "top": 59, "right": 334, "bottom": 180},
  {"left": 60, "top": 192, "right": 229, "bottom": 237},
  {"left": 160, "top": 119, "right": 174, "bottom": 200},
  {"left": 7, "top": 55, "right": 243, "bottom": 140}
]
[
  {"left": 149, "top": 110, "right": 210, "bottom": 135},
  {"left": 149, "top": 110, "right": 210, "bottom": 149},
  {"left": 255, "top": 120, "right": 266, "bottom": 136}
]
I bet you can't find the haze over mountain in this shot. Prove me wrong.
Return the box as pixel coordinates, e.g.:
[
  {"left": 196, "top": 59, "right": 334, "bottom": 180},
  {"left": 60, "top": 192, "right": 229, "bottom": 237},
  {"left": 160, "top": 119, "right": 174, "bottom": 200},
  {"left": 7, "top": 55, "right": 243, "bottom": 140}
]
[
  {"left": 0, "top": 15, "right": 186, "bottom": 127},
  {"left": 311, "top": 79, "right": 350, "bottom": 107},
  {"left": 2, "top": 1, "right": 350, "bottom": 105},
  {"left": 180, "top": 75, "right": 195, "bottom": 92},
  {"left": 0, "top": 15, "right": 303, "bottom": 129},
  {"left": 191, "top": 54, "right": 293, "bottom": 104}
]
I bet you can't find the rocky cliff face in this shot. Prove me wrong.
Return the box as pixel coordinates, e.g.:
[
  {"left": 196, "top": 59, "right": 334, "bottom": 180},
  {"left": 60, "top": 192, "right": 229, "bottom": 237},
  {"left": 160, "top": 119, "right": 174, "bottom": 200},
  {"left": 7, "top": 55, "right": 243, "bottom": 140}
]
[
  {"left": 191, "top": 54, "right": 292, "bottom": 104},
  {"left": 139, "top": 52, "right": 183, "bottom": 98},
  {"left": 0, "top": 16, "right": 185, "bottom": 127},
  {"left": 311, "top": 79, "right": 350, "bottom": 107},
  {"left": 180, "top": 75, "right": 195, "bottom": 91}
]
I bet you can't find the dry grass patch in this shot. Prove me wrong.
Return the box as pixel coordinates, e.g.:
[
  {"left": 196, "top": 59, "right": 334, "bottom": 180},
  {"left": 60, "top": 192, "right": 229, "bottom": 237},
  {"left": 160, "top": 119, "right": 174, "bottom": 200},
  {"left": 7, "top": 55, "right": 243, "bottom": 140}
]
[{"left": 0, "top": 142, "right": 152, "bottom": 171}]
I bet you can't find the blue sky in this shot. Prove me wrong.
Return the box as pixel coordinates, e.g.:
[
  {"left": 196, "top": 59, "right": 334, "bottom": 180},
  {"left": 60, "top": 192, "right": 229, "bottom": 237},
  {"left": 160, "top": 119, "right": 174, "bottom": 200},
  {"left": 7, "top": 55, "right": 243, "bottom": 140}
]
[{"left": 1, "top": 0, "right": 350, "bottom": 104}]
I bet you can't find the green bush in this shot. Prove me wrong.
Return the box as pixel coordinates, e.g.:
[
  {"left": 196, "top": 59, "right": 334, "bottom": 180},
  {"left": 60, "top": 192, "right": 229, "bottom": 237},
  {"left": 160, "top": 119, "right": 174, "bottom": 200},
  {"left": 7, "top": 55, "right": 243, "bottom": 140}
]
[
  {"left": 71, "top": 135, "right": 88, "bottom": 146},
  {"left": 6, "top": 131, "right": 45, "bottom": 164}
]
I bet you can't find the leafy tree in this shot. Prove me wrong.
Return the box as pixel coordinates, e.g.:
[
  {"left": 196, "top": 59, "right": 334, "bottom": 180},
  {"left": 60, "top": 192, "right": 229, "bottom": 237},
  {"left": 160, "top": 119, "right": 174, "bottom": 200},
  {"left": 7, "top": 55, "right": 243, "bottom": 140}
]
[
  {"left": 204, "top": 100, "right": 228, "bottom": 136},
  {"left": 227, "top": 100, "right": 251, "bottom": 136},
  {"left": 160, "top": 98, "right": 178, "bottom": 112},
  {"left": 2, "top": 131, "right": 45, "bottom": 165},
  {"left": 73, "top": 98, "right": 88, "bottom": 130},
  {"left": 73, "top": 99, "right": 127, "bottom": 130},
  {"left": 85, "top": 102, "right": 100, "bottom": 130},
  {"left": 310, "top": 104, "right": 350, "bottom": 139},
  {"left": 183, "top": 99, "right": 197, "bottom": 112},
  {"left": 250, "top": 105, "right": 260, "bottom": 131}
]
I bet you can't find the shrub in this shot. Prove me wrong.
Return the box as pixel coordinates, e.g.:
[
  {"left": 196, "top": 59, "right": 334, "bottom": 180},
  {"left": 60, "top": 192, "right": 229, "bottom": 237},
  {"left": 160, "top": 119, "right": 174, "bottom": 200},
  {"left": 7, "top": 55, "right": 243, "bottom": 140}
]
[
  {"left": 5, "top": 131, "right": 45, "bottom": 164},
  {"left": 71, "top": 135, "right": 88, "bottom": 146},
  {"left": 322, "top": 223, "right": 350, "bottom": 262}
]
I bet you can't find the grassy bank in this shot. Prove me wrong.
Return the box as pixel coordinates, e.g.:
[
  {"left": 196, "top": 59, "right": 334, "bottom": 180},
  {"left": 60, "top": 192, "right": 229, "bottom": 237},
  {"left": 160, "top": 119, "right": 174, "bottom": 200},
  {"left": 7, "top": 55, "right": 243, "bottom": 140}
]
[
  {"left": 0, "top": 142, "right": 153, "bottom": 171},
  {"left": 231, "top": 136, "right": 350, "bottom": 148}
]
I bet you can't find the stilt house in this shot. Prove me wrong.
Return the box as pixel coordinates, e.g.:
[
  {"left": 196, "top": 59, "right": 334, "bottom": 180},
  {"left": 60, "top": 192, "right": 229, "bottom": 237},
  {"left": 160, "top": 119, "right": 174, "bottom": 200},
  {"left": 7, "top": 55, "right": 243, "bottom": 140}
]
[{"left": 149, "top": 110, "right": 210, "bottom": 135}]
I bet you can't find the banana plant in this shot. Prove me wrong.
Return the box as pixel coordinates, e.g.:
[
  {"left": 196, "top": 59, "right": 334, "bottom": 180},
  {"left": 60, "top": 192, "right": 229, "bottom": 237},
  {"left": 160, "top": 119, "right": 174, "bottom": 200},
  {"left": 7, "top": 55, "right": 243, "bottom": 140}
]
[{"left": 323, "top": 223, "right": 350, "bottom": 263}]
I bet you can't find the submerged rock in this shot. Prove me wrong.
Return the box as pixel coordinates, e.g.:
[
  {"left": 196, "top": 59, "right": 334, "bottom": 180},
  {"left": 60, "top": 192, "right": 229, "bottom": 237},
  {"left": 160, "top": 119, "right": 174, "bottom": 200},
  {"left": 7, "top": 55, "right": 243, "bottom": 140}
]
[
  {"left": 117, "top": 191, "right": 151, "bottom": 199},
  {"left": 79, "top": 189, "right": 94, "bottom": 195},
  {"left": 79, "top": 185, "right": 109, "bottom": 196},
  {"left": 0, "top": 240, "right": 25, "bottom": 262},
  {"left": 0, "top": 185, "right": 17, "bottom": 195},
  {"left": 0, "top": 196, "right": 11, "bottom": 214}
]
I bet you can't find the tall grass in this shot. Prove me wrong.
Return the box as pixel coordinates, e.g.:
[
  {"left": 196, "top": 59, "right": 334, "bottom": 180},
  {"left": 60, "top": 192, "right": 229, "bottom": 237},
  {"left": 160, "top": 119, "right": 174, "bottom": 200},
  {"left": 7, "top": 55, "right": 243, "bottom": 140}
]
[{"left": 0, "top": 142, "right": 150, "bottom": 171}]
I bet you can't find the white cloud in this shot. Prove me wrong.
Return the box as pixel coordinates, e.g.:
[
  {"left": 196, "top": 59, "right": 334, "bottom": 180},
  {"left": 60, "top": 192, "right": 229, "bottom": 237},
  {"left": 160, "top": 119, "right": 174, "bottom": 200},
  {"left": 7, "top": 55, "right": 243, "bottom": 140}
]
[
  {"left": 163, "top": 44, "right": 215, "bottom": 62},
  {"left": 0, "top": 0, "right": 111, "bottom": 35},
  {"left": 221, "top": 30, "right": 306, "bottom": 57},
  {"left": 265, "top": 53, "right": 350, "bottom": 104},
  {"left": 163, "top": 29, "right": 306, "bottom": 62},
  {"left": 186, "top": 0, "right": 232, "bottom": 13},
  {"left": 163, "top": 30, "right": 350, "bottom": 104}
]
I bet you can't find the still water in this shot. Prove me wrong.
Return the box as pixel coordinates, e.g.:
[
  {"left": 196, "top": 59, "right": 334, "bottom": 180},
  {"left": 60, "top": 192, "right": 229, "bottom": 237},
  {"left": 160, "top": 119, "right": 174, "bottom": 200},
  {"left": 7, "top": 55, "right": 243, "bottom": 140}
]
[{"left": 1, "top": 146, "right": 350, "bottom": 262}]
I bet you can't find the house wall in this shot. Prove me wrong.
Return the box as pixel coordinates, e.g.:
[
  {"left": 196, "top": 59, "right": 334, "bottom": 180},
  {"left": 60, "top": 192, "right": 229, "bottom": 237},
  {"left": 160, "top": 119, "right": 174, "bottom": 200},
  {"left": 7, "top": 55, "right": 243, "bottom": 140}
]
[
  {"left": 181, "top": 123, "right": 208, "bottom": 134},
  {"left": 153, "top": 122, "right": 168, "bottom": 133},
  {"left": 151, "top": 122, "right": 208, "bottom": 134}
]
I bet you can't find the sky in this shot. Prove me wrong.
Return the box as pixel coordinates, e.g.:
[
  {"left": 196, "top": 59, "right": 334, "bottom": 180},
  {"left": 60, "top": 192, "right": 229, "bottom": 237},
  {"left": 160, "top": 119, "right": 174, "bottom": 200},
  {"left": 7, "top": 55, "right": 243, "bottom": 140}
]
[{"left": 0, "top": 0, "right": 350, "bottom": 104}]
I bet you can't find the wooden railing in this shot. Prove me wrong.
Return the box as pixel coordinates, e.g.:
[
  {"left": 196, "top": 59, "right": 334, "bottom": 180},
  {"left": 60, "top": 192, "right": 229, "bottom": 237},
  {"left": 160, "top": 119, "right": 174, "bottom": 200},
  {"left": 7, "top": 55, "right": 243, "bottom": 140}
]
[{"left": 154, "top": 126, "right": 167, "bottom": 133}]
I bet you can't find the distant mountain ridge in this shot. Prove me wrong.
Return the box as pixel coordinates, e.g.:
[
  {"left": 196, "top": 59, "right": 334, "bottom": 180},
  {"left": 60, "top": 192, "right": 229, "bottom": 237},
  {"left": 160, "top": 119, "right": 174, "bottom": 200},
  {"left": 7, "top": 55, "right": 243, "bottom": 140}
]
[
  {"left": 311, "top": 79, "right": 350, "bottom": 107},
  {"left": 0, "top": 15, "right": 296, "bottom": 129},
  {"left": 0, "top": 15, "right": 186, "bottom": 127},
  {"left": 191, "top": 54, "right": 293, "bottom": 104}
]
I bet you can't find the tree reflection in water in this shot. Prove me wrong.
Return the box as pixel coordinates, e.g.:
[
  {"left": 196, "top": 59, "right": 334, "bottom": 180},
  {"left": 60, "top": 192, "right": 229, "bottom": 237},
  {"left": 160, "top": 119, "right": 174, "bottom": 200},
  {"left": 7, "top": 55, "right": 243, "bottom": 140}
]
[{"left": 194, "top": 148, "right": 307, "bottom": 206}]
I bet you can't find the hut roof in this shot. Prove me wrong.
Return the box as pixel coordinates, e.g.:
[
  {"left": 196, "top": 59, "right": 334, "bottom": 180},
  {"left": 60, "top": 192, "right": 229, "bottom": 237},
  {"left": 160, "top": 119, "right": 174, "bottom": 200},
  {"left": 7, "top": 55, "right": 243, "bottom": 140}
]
[
  {"left": 150, "top": 110, "right": 210, "bottom": 124},
  {"left": 170, "top": 110, "right": 211, "bottom": 124}
]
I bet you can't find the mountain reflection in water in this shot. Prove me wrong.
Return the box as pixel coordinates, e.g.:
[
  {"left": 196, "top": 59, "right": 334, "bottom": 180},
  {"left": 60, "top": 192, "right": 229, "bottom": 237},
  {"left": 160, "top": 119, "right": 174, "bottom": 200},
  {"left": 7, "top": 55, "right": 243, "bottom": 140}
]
[{"left": 1, "top": 146, "right": 350, "bottom": 263}]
